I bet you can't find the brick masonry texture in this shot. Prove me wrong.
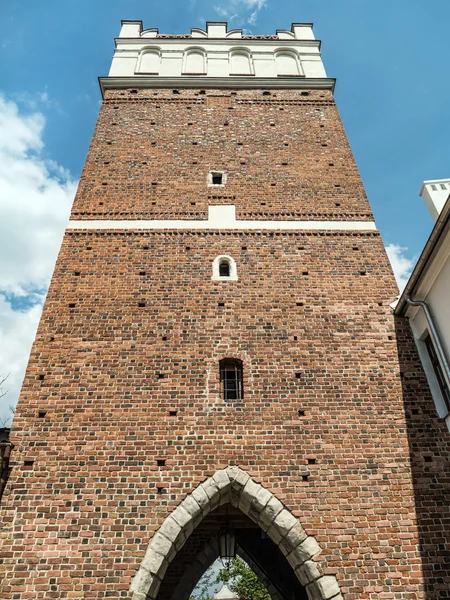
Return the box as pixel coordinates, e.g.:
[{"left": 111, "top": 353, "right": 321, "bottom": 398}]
[
  {"left": 1, "top": 87, "right": 450, "bottom": 600},
  {"left": 71, "top": 89, "right": 373, "bottom": 221}
]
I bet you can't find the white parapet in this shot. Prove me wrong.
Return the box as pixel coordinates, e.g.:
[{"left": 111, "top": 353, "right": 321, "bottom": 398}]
[
  {"left": 108, "top": 20, "right": 328, "bottom": 82},
  {"left": 420, "top": 179, "right": 450, "bottom": 223}
]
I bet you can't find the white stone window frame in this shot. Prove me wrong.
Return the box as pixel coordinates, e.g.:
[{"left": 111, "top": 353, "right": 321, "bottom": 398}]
[
  {"left": 136, "top": 46, "right": 162, "bottom": 74},
  {"left": 274, "top": 48, "right": 304, "bottom": 77},
  {"left": 229, "top": 48, "right": 255, "bottom": 76},
  {"left": 207, "top": 170, "right": 227, "bottom": 187},
  {"left": 212, "top": 255, "right": 238, "bottom": 281},
  {"left": 182, "top": 47, "right": 207, "bottom": 75}
]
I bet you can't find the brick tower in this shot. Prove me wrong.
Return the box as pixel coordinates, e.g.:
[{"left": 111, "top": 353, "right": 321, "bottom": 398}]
[{"left": 2, "top": 20, "right": 450, "bottom": 600}]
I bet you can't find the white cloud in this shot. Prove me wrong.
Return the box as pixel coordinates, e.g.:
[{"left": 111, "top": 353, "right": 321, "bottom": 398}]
[
  {"left": 385, "top": 243, "right": 416, "bottom": 292},
  {"left": 244, "top": 0, "right": 267, "bottom": 25},
  {"left": 0, "top": 95, "right": 77, "bottom": 425},
  {"left": 212, "top": 0, "right": 267, "bottom": 25},
  {"left": 12, "top": 88, "right": 64, "bottom": 114},
  {"left": 0, "top": 295, "right": 44, "bottom": 426},
  {"left": 213, "top": 5, "right": 229, "bottom": 17}
]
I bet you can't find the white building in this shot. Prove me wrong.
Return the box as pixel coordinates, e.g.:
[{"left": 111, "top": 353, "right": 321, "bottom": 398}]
[
  {"left": 213, "top": 584, "right": 238, "bottom": 599},
  {"left": 395, "top": 179, "right": 450, "bottom": 431},
  {"left": 102, "top": 20, "right": 332, "bottom": 96}
]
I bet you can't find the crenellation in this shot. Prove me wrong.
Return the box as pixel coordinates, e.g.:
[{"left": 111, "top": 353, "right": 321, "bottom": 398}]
[
  {"left": 118, "top": 21, "right": 315, "bottom": 41},
  {"left": 110, "top": 21, "right": 326, "bottom": 80}
]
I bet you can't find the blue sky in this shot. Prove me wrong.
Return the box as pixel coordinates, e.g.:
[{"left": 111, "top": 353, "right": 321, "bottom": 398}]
[{"left": 1, "top": 0, "right": 450, "bottom": 422}]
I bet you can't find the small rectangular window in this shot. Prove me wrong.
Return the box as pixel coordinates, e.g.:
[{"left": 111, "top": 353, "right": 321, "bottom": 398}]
[
  {"left": 425, "top": 334, "right": 450, "bottom": 412},
  {"left": 441, "top": 184, "right": 447, "bottom": 190},
  {"left": 220, "top": 359, "right": 243, "bottom": 400},
  {"left": 212, "top": 173, "right": 223, "bottom": 185},
  {"left": 431, "top": 184, "right": 437, "bottom": 191}
]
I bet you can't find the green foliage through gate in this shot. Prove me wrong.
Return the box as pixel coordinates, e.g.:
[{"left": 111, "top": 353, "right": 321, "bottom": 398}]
[{"left": 190, "top": 557, "right": 271, "bottom": 600}]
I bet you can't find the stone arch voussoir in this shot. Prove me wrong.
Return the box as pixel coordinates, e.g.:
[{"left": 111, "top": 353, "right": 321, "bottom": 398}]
[{"left": 130, "top": 467, "right": 343, "bottom": 600}]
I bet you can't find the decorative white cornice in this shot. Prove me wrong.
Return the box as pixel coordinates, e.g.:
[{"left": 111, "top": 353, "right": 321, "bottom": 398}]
[{"left": 99, "top": 76, "right": 336, "bottom": 96}]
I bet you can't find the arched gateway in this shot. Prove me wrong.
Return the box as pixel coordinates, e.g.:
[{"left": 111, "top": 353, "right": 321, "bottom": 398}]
[{"left": 131, "top": 467, "right": 343, "bottom": 600}]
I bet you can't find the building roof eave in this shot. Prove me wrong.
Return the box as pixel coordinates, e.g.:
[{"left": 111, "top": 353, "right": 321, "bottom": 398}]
[{"left": 395, "top": 194, "right": 450, "bottom": 316}]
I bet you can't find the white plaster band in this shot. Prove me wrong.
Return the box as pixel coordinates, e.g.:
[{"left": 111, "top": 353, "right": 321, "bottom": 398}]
[
  {"left": 67, "top": 219, "right": 377, "bottom": 231},
  {"left": 100, "top": 76, "right": 336, "bottom": 96}
]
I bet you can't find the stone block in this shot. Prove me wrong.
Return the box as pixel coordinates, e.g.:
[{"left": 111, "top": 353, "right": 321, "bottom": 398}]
[
  {"left": 250, "top": 485, "right": 272, "bottom": 516},
  {"left": 201, "top": 478, "right": 220, "bottom": 509},
  {"left": 279, "top": 524, "right": 307, "bottom": 556},
  {"left": 212, "top": 469, "right": 231, "bottom": 494},
  {"left": 172, "top": 505, "right": 195, "bottom": 537},
  {"left": 229, "top": 467, "right": 250, "bottom": 495},
  {"left": 272, "top": 508, "right": 298, "bottom": 539},
  {"left": 259, "top": 496, "right": 284, "bottom": 530},
  {"left": 141, "top": 548, "right": 166, "bottom": 577},
  {"left": 182, "top": 494, "right": 203, "bottom": 526},
  {"left": 296, "top": 537, "right": 321, "bottom": 563},
  {"left": 131, "top": 568, "right": 154, "bottom": 594},
  {"left": 159, "top": 516, "right": 182, "bottom": 545},
  {"left": 239, "top": 479, "right": 261, "bottom": 511},
  {"left": 149, "top": 532, "right": 174, "bottom": 563},
  {"left": 306, "top": 576, "right": 341, "bottom": 600},
  {"left": 192, "top": 485, "right": 211, "bottom": 515},
  {"left": 295, "top": 560, "right": 321, "bottom": 585},
  {"left": 266, "top": 522, "right": 284, "bottom": 545}
]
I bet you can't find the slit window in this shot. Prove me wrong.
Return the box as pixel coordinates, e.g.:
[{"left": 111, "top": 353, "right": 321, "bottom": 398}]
[
  {"left": 220, "top": 358, "right": 243, "bottom": 401},
  {"left": 425, "top": 334, "right": 450, "bottom": 411}
]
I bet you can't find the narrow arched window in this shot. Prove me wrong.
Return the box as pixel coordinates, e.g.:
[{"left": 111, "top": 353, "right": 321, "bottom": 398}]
[
  {"left": 220, "top": 358, "right": 243, "bottom": 400},
  {"left": 212, "top": 255, "right": 238, "bottom": 281},
  {"left": 219, "top": 260, "right": 230, "bottom": 277}
]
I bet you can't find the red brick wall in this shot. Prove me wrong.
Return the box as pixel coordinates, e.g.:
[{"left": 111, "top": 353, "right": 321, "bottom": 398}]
[
  {"left": 72, "top": 89, "right": 373, "bottom": 221},
  {"left": 2, "top": 87, "right": 449, "bottom": 600}
]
